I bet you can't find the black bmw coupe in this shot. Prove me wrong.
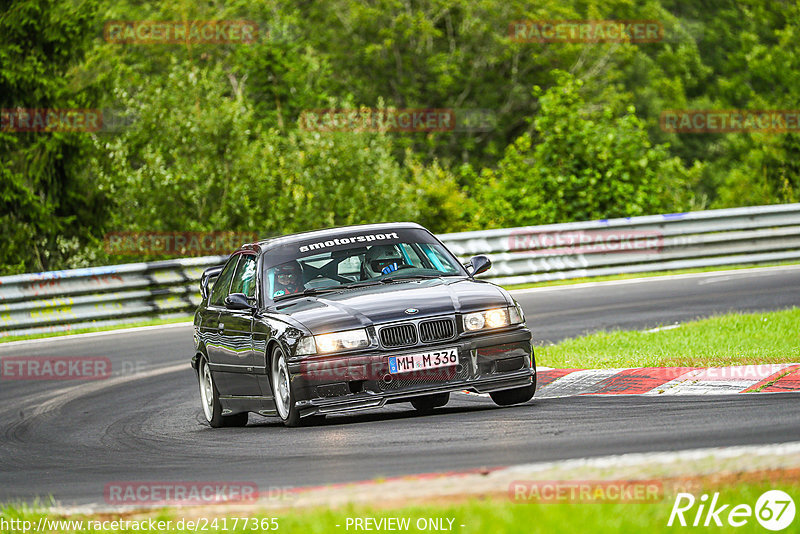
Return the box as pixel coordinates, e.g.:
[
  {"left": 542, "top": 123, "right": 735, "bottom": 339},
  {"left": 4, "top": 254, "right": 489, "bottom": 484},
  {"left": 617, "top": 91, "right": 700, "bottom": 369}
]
[{"left": 192, "top": 222, "right": 536, "bottom": 427}]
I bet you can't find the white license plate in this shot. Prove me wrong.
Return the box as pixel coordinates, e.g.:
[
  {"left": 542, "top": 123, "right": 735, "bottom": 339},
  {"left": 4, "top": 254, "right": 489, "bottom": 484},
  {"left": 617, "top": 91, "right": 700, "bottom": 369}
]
[{"left": 388, "top": 348, "right": 459, "bottom": 374}]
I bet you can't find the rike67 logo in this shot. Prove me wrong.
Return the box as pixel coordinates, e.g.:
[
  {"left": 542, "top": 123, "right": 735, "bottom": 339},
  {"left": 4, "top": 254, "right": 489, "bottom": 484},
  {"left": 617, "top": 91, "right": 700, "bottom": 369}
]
[{"left": 668, "top": 490, "right": 795, "bottom": 530}]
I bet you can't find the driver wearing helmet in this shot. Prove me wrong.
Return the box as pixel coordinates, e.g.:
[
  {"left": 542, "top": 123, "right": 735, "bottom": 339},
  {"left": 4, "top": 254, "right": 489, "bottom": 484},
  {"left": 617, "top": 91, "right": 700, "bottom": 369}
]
[
  {"left": 361, "top": 245, "right": 407, "bottom": 279},
  {"left": 271, "top": 260, "right": 305, "bottom": 298}
]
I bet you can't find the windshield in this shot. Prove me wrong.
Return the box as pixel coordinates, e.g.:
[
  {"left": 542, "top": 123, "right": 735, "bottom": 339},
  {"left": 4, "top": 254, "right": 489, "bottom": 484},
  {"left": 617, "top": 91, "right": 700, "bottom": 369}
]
[{"left": 262, "top": 229, "right": 466, "bottom": 301}]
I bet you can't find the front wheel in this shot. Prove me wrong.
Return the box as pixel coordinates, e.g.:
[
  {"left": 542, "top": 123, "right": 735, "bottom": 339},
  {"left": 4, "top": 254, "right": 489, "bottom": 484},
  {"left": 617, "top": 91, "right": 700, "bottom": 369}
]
[
  {"left": 410, "top": 392, "right": 450, "bottom": 413},
  {"left": 490, "top": 382, "right": 535, "bottom": 406},
  {"left": 198, "top": 358, "right": 248, "bottom": 427},
  {"left": 271, "top": 346, "right": 302, "bottom": 427}
]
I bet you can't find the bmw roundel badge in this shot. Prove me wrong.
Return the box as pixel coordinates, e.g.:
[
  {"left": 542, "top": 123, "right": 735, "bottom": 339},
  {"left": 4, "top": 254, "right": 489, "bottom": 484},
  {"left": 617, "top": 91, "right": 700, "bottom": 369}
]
[{"left": 404, "top": 308, "right": 419, "bottom": 315}]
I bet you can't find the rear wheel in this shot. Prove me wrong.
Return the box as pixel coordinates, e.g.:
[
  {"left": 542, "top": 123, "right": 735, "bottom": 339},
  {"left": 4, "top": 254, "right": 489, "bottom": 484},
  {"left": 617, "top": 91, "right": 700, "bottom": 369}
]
[
  {"left": 410, "top": 392, "right": 450, "bottom": 413},
  {"left": 198, "top": 358, "right": 248, "bottom": 427}
]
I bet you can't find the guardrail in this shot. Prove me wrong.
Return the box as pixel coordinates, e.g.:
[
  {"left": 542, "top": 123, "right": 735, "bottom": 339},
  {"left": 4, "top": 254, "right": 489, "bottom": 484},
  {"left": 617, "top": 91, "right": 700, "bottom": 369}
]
[
  {"left": 440, "top": 203, "right": 800, "bottom": 286},
  {"left": 2, "top": 203, "right": 799, "bottom": 338},
  {"left": 0, "top": 256, "right": 227, "bottom": 338}
]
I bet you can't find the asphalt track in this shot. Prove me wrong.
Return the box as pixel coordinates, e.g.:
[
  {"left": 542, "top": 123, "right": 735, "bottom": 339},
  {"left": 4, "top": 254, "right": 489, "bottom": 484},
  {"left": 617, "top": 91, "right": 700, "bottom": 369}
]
[{"left": 1, "top": 265, "right": 800, "bottom": 506}]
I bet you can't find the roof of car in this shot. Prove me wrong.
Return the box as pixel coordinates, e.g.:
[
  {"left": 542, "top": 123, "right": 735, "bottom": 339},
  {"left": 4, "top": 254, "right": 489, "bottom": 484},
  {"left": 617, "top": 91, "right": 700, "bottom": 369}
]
[{"left": 242, "top": 222, "right": 427, "bottom": 252}]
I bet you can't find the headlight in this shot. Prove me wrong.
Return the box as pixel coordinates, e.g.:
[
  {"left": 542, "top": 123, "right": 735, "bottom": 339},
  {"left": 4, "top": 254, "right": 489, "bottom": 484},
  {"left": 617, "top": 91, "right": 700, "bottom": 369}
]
[
  {"left": 296, "top": 328, "right": 370, "bottom": 355},
  {"left": 509, "top": 303, "right": 524, "bottom": 324},
  {"left": 464, "top": 311, "right": 486, "bottom": 331},
  {"left": 295, "top": 336, "right": 316, "bottom": 355},
  {"left": 485, "top": 308, "right": 508, "bottom": 328},
  {"left": 463, "top": 306, "right": 524, "bottom": 332}
]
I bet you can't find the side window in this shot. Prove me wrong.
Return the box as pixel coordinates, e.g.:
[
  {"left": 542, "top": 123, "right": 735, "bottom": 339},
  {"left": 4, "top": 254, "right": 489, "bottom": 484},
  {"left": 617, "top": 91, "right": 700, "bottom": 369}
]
[
  {"left": 230, "top": 255, "right": 257, "bottom": 298},
  {"left": 209, "top": 256, "right": 240, "bottom": 306}
]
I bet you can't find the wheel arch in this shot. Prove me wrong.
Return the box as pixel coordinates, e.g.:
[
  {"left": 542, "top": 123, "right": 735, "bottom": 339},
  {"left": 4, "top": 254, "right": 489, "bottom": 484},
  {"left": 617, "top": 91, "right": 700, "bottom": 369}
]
[
  {"left": 265, "top": 339, "right": 280, "bottom": 371},
  {"left": 191, "top": 350, "right": 207, "bottom": 372},
  {"left": 265, "top": 338, "right": 290, "bottom": 390}
]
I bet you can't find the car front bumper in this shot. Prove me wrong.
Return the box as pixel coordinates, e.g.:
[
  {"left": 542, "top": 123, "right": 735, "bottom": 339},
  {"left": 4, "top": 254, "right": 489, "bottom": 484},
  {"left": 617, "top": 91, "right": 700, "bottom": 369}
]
[{"left": 288, "top": 327, "right": 535, "bottom": 417}]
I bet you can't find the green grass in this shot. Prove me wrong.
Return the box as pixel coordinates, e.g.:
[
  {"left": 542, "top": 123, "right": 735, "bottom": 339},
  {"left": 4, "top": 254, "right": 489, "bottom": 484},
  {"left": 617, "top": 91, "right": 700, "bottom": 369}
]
[
  {"left": 538, "top": 308, "right": 800, "bottom": 369},
  {"left": 2, "top": 479, "right": 798, "bottom": 533},
  {"left": 503, "top": 260, "right": 799, "bottom": 290},
  {"left": 0, "top": 316, "right": 192, "bottom": 344}
]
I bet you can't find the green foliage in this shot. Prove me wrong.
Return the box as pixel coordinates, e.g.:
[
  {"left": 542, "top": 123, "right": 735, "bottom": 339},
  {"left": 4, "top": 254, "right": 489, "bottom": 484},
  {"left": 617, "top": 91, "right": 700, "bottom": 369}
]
[
  {"left": 93, "top": 60, "right": 467, "bottom": 264},
  {"left": 404, "top": 153, "right": 475, "bottom": 233},
  {"left": 0, "top": 0, "right": 108, "bottom": 274},
  {"left": 713, "top": 133, "right": 800, "bottom": 207},
  {"left": 658, "top": 0, "right": 800, "bottom": 207},
  {"left": 472, "top": 72, "right": 699, "bottom": 227},
  {"left": 2, "top": 0, "right": 800, "bottom": 274}
]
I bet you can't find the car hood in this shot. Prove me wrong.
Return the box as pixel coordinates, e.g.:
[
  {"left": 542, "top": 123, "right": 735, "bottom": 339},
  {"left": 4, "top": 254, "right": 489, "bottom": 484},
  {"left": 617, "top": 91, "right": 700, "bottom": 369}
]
[{"left": 273, "top": 278, "right": 511, "bottom": 334}]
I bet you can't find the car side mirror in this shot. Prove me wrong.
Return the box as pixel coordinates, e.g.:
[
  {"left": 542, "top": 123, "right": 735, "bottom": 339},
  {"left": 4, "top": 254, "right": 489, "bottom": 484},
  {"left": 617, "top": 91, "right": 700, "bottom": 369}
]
[
  {"left": 200, "top": 265, "right": 224, "bottom": 300},
  {"left": 466, "top": 255, "right": 492, "bottom": 277},
  {"left": 224, "top": 293, "right": 255, "bottom": 311}
]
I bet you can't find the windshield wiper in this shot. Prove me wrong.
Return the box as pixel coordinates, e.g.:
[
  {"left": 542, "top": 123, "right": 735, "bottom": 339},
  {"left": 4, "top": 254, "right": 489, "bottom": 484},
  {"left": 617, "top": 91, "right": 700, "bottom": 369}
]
[
  {"left": 382, "top": 274, "right": 443, "bottom": 282},
  {"left": 273, "top": 286, "right": 344, "bottom": 302},
  {"left": 274, "top": 276, "right": 442, "bottom": 301},
  {"left": 341, "top": 276, "right": 437, "bottom": 287},
  {"left": 337, "top": 280, "right": 386, "bottom": 289}
]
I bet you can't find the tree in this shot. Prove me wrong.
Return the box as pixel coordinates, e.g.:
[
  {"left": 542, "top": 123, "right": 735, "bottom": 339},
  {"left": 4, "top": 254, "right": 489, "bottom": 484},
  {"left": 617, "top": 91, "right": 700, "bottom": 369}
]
[
  {"left": 93, "top": 60, "right": 466, "bottom": 263},
  {"left": 473, "top": 71, "right": 698, "bottom": 228},
  {"left": 0, "top": 0, "right": 108, "bottom": 274}
]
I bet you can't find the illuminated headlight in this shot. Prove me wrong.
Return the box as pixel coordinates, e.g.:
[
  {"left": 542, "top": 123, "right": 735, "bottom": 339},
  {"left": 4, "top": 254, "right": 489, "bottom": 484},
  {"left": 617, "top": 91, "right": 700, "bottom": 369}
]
[
  {"left": 463, "top": 306, "right": 524, "bottom": 332},
  {"left": 296, "top": 329, "right": 370, "bottom": 355}
]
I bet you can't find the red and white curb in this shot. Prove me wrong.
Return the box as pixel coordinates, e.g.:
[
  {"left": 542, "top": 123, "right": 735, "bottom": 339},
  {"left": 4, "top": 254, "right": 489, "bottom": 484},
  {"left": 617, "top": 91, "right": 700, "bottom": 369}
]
[{"left": 535, "top": 363, "right": 800, "bottom": 397}]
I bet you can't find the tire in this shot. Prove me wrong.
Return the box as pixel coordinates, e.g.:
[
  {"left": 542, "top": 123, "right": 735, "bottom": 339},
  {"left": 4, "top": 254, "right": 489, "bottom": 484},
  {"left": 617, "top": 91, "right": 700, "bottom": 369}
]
[
  {"left": 490, "top": 350, "right": 537, "bottom": 406},
  {"left": 198, "top": 358, "right": 248, "bottom": 428},
  {"left": 410, "top": 392, "right": 450, "bottom": 413},
  {"left": 271, "top": 346, "right": 302, "bottom": 427},
  {"left": 490, "top": 382, "right": 535, "bottom": 406}
]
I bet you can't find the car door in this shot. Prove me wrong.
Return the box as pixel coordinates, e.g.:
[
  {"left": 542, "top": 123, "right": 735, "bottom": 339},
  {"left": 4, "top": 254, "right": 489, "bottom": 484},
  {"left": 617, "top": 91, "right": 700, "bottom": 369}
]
[
  {"left": 214, "top": 252, "right": 262, "bottom": 396},
  {"left": 203, "top": 255, "right": 238, "bottom": 390}
]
